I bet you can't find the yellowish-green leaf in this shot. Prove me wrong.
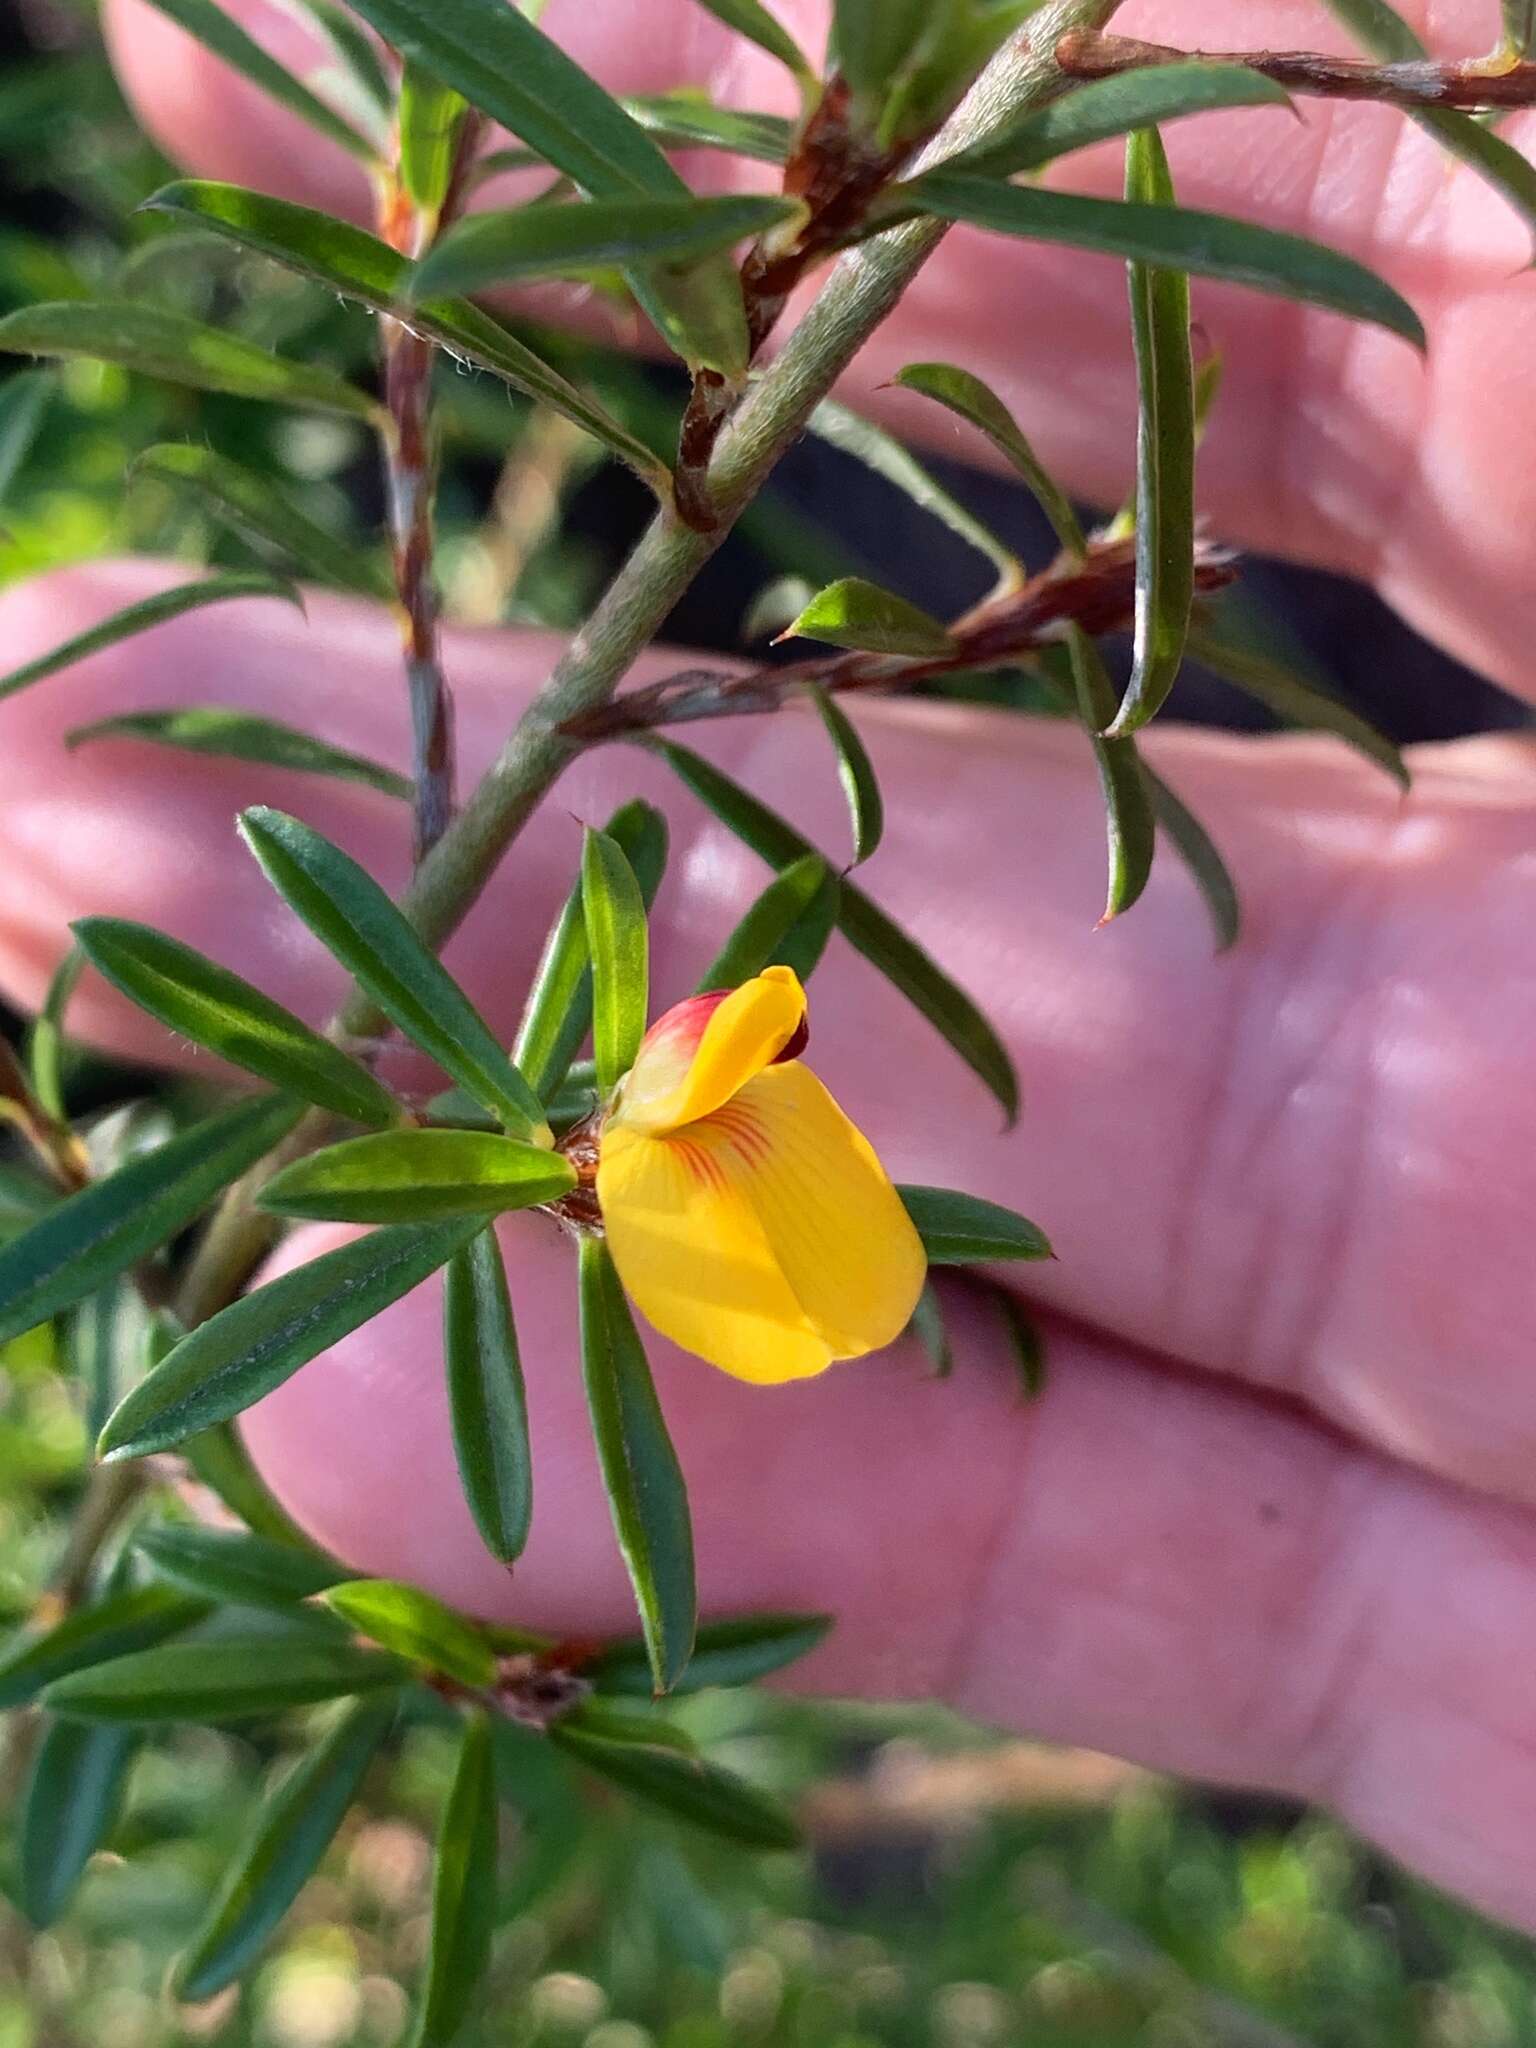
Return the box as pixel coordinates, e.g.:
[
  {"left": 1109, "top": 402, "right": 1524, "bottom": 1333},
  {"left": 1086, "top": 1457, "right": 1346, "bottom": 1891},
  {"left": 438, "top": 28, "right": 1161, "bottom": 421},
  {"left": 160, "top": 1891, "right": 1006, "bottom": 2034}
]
[
  {"left": 786, "top": 577, "right": 955, "bottom": 658},
  {"left": 582, "top": 827, "right": 650, "bottom": 1095},
  {"left": 1112, "top": 127, "right": 1196, "bottom": 738},
  {"left": 323, "top": 1580, "right": 495, "bottom": 1688},
  {"left": 413, "top": 193, "right": 801, "bottom": 300},
  {"left": 261, "top": 1129, "right": 575, "bottom": 1223},
  {"left": 891, "top": 361, "right": 1086, "bottom": 558},
  {"left": 0, "top": 302, "right": 379, "bottom": 417}
]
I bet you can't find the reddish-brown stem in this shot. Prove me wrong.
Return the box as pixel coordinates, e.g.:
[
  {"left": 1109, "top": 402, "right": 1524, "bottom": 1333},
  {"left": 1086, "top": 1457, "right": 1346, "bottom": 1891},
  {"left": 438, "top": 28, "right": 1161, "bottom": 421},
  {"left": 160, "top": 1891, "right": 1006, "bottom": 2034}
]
[
  {"left": 1057, "top": 28, "right": 1536, "bottom": 108},
  {"left": 672, "top": 76, "right": 917, "bottom": 531},
  {"left": 560, "top": 534, "right": 1235, "bottom": 740},
  {"left": 374, "top": 119, "right": 483, "bottom": 863}
]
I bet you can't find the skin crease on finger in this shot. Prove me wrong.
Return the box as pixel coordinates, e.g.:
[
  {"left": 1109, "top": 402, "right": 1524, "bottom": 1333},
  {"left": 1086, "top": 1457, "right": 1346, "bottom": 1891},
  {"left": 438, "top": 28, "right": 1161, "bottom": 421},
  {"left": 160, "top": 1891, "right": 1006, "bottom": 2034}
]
[
  {"left": 14, "top": 0, "right": 1536, "bottom": 1933},
  {"left": 100, "top": 0, "right": 1536, "bottom": 695},
  {"left": 2, "top": 562, "right": 1536, "bottom": 1500}
]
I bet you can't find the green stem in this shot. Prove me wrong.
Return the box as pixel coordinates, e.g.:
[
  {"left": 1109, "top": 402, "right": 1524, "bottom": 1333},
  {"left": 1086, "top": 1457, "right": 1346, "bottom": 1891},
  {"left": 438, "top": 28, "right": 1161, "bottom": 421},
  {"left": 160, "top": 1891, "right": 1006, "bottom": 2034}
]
[
  {"left": 359, "top": 0, "right": 1120, "bottom": 976},
  {"left": 191, "top": 0, "right": 1119, "bottom": 1309}
]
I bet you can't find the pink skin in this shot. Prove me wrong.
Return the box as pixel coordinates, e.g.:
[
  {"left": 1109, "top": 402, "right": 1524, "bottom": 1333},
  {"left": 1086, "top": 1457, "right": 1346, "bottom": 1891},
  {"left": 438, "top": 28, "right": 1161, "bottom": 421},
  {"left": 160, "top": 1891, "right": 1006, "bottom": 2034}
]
[{"left": 4, "top": 0, "right": 1534, "bottom": 1928}]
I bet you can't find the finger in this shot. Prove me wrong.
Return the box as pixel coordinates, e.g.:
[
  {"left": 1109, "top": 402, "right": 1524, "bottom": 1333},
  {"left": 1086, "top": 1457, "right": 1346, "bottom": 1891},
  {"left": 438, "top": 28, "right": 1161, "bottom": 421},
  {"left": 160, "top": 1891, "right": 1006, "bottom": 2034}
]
[
  {"left": 244, "top": 1217, "right": 1536, "bottom": 1939},
  {"left": 1, "top": 561, "right": 1533, "bottom": 1517},
  {"left": 100, "top": 0, "right": 1536, "bottom": 698}
]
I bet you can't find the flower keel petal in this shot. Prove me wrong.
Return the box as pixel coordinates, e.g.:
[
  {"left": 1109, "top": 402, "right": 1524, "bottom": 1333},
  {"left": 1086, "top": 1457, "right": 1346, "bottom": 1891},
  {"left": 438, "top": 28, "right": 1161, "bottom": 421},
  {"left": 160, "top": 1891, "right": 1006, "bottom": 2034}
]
[{"left": 618, "top": 966, "right": 806, "bottom": 1134}]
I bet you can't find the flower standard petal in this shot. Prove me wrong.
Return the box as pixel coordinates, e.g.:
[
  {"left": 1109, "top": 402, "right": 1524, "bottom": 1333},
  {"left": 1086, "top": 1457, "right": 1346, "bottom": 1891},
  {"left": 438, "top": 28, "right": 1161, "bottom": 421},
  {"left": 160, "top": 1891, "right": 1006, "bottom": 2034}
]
[{"left": 617, "top": 966, "right": 806, "bottom": 1134}]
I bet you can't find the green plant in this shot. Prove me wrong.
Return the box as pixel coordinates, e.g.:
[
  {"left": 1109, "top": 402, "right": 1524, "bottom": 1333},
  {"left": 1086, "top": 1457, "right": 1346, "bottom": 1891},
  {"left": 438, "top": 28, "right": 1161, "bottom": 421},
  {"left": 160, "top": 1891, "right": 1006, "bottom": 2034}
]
[{"left": 0, "top": 0, "right": 1532, "bottom": 2033}]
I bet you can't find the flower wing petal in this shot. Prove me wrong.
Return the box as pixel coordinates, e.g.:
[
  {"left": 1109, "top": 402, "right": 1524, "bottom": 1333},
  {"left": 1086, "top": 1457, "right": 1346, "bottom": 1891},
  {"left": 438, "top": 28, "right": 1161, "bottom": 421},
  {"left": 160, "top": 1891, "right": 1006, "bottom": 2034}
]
[
  {"left": 721, "top": 1062, "right": 927, "bottom": 1358},
  {"left": 597, "top": 1119, "right": 834, "bottom": 1384},
  {"left": 619, "top": 966, "right": 805, "bottom": 1134}
]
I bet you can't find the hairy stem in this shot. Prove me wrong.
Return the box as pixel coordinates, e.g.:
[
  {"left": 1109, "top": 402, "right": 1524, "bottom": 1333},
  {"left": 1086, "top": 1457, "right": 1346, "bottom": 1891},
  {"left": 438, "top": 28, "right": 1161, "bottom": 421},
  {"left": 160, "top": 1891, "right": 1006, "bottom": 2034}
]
[
  {"left": 1058, "top": 28, "right": 1536, "bottom": 107},
  {"left": 380, "top": 0, "right": 1122, "bottom": 967},
  {"left": 179, "top": 0, "right": 1122, "bottom": 1318}
]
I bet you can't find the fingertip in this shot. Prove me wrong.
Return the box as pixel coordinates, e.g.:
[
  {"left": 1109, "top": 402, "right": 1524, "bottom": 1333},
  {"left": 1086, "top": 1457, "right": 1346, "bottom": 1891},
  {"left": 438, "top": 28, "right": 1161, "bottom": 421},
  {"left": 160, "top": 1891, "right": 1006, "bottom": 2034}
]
[{"left": 102, "top": 0, "right": 371, "bottom": 218}]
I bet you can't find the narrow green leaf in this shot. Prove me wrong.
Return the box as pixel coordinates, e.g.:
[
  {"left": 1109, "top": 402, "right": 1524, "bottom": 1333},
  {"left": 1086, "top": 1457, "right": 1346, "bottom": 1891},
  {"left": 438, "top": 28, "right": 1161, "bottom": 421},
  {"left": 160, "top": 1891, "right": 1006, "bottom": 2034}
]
[
  {"left": 582, "top": 828, "right": 649, "bottom": 1095},
  {"left": 445, "top": 1229, "right": 531, "bottom": 1565},
  {"left": 513, "top": 800, "right": 668, "bottom": 1105},
  {"left": 323, "top": 1580, "right": 495, "bottom": 1688},
  {"left": 831, "top": 0, "right": 931, "bottom": 109},
  {"left": 139, "top": 0, "right": 377, "bottom": 160},
  {"left": 28, "top": 944, "right": 83, "bottom": 1123},
  {"left": 174, "top": 1698, "right": 394, "bottom": 2000},
  {"left": 0, "top": 1588, "right": 208, "bottom": 1713},
  {"left": 1112, "top": 127, "right": 1196, "bottom": 738},
  {"left": 340, "top": 0, "right": 750, "bottom": 371},
  {"left": 0, "top": 369, "right": 50, "bottom": 502},
  {"left": 952, "top": 62, "right": 1293, "bottom": 179},
  {"left": 993, "top": 1285, "right": 1046, "bottom": 1399},
  {"left": 18, "top": 1718, "right": 139, "bottom": 1928},
  {"left": 1187, "top": 624, "right": 1408, "bottom": 786},
  {"left": 132, "top": 443, "right": 389, "bottom": 599},
  {"left": 1056, "top": 630, "right": 1156, "bottom": 922},
  {"left": 398, "top": 66, "right": 467, "bottom": 214},
  {"left": 144, "top": 183, "right": 672, "bottom": 493},
  {"left": 238, "top": 807, "right": 550, "bottom": 1141},
  {"left": 134, "top": 1525, "right": 344, "bottom": 1614},
  {"left": 648, "top": 740, "right": 1019, "bottom": 1122},
  {"left": 1317, "top": 0, "right": 1536, "bottom": 253},
  {"left": 586, "top": 1612, "right": 833, "bottom": 1696},
  {"left": 414, "top": 194, "right": 800, "bottom": 301},
  {"left": 695, "top": 856, "right": 839, "bottom": 992},
  {"left": 43, "top": 1638, "right": 405, "bottom": 1722},
  {"left": 578, "top": 1236, "right": 696, "bottom": 1694},
  {"left": 623, "top": 92, "right": 792, "bottom": 164},
  {"left": 74, "top": 918, "right": 402, "bottom": 1129},
  {"left": 809, "top": 400, "right": 1021, "bottom": 587},
  {"left": 891, "top": 361, "right": 1086, "bottom": 558},
  {"left": 412, "top": 1711, "right": 498, "bottom": 2048},
  {"left": 0, "top": 301, "right": 380, "bottom": 417},
  {"left": 786, "top": 577, "right": 955, "bottom": 658},
  {"left": 99, "top": 1218, "right": 483, "bottom": 1461},
  {"left": 1143, "top": 763, "right": 1241, "bottom": 951},
  {"left": 686, "top": 0, "right": 810, "bottom": 80},
  {"left": 0, "top": 1094, "right": 302, "bottom": 1348},
  {"left": 1504, "top": 0, "right": 1536, "bottom": 58},
  {"left": 898, "top": 1184, "right": 1053, "bottom": 1263},
  {"left": 262, "top": 1129, "right": 574, "bottom": 1224},
  {"left": 552, "top": 1714, "right": 800, "bottom": 1849},
  {"left": 0, "top": 574, "right": 302, "bottom": 706},
  {"left": 804, "top": 685, "right": 884, "bottom": 865},
  {"left": 347, "top": 0, "right": 683, "bottom": 196},
  {"left": 67, "top": 706, "right": 413, "bottom": 801},
  {"left": 909, "top": 175, "right": 1427, "bottom": 347},
  {"left": 909, "top": 1278, "right": 953, "bottom": 1377}
]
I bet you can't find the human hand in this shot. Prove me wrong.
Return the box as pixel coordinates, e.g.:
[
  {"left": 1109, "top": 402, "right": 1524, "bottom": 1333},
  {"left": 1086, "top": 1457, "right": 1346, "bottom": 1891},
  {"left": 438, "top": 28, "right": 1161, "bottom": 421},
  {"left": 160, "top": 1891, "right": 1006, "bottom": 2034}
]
[{"left": 5, "top": 0, "right": 1536, "bottom": 1932}]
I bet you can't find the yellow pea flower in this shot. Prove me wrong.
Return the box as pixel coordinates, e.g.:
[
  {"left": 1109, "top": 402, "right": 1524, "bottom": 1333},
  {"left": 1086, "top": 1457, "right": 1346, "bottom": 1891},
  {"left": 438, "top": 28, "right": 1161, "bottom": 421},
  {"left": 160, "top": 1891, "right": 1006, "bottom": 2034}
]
[{"left": 595, "top": 965, "right": 926, "bottom": 1384}]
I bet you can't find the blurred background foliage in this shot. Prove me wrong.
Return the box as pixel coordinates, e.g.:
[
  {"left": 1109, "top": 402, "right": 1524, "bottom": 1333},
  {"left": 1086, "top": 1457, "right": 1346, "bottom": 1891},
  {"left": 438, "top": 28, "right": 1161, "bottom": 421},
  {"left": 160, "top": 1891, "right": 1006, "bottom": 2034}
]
[{"left": 1, "top": 2, "right": 1535, "bottom": 2045}]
